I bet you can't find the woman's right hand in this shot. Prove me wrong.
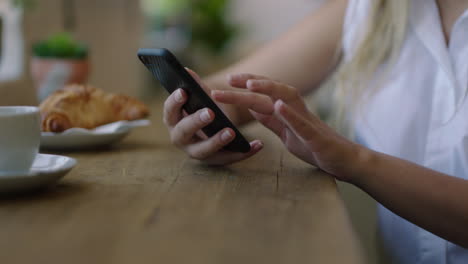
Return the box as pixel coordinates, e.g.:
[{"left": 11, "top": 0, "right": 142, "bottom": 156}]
[{"left": 162, "top": 70, "right": 263, "bottom": 166}]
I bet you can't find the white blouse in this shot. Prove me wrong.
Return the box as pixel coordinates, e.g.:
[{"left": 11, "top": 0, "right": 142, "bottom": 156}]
[{"left": 343, "top": 0, "right": 468, "bottom": 263}]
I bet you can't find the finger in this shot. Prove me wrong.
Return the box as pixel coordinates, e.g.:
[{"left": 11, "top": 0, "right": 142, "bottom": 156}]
[
  {"left": 246, "top": 79, "right": 299, "bottom": 101},
  {"left": 163, "top": 88, "right": 187, "bottom": 127},
  {"left": 205, "top": 140, "right": 264, "bottom": 165},
  {"left": 195, "top": 129, "right": 208, "bottom": 140},
  {"left": 184, "top": 128, "right": 235, "bottom": 160},
  {"left": 186, "top": 127, "right": 254, "bottom": 159},
  {"left": 186, "top": 67, "right": 210, "bottom": 92},
  {"left": 187, "top": 134, "right": 263, "bottom": 165},
  {"left": 228, "top": 73, "right": 270, "bottom": 88},
  {"left": 183, "top": 110, "right": 209, "bottom": 140},
  {"left": 171, "top": 108, "right": 214, "bottom": 145},
  {"left": 274, "top": 100, "right": 318, "bottom": 142},
  {"left": 211, "top": 90, "right": 274, "bottom": 115},
  {"left": 249, "top": 110, "right": 284, "bottom": 138}
]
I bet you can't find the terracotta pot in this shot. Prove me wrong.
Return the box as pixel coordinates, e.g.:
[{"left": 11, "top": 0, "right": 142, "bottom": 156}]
[{"left": 30, "top": 57, "right": 90, "bottom": 100}]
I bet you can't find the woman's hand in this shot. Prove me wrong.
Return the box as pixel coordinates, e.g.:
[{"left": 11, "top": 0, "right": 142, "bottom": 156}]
[
  {"left": 212, "top": 73, "right": 364, "bottom": 181},
  {"left": 162, "top": 69, "right": 263, "bottom": 166}
]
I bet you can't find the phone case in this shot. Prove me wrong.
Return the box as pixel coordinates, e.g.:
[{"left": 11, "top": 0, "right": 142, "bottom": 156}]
[{"left": 137, "top": 48, "right": 251, "bottom": 153}]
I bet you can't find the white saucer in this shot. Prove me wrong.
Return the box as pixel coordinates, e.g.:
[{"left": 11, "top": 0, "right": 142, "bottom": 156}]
[
  {"left": 40, "top": 119, "right": 150, "bottom": 150},
  {"left": 0, "top": 153, "right": 76, "bottom": 194},
  {"left": 41, "top": 130, "right": 130, "bottom": 150}
]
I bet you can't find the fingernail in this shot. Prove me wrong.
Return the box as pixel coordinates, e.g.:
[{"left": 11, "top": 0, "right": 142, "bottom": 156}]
[
  {"left": 175, "top": 89, "right": 183, "bottom": 102},
  {"left": 211, "top": 90, "right": 222, "bottom": 97},
  {"left": 200, "top": 109, "right": 211, "bottom": 122},
  {"left": 253, "top": 141, "right": 263, "bottom": 151},
  {"left": 250, "top": 80, "right": 262, "bottom": 88},
  {"left": 275, "top": 100, "right": 285, "bottom": 108},
  {"left": 221, "top": 130, "right": 233, "bottom": 142}
]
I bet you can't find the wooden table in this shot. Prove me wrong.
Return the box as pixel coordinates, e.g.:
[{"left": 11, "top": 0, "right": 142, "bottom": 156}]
[{"left": 0, "top": 102, "right": 365, "bottom": 264}]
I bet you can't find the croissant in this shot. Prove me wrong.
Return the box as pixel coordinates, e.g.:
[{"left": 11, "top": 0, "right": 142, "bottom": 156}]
[{"left": 39, "top": 84, "right": 149, "bottom": 132}]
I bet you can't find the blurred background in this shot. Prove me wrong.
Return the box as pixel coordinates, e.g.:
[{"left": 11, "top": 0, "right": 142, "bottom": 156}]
[
  {"left": 0, "top": 0, "right": 323, "bottom": 104},
  {"left": 0, "top": 0, "right": 383, "bottom": 262}
]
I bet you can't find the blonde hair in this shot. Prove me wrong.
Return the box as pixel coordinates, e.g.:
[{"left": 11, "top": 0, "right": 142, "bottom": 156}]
[{"left": 331, "top": 0, "right": 410, "bottom": 132}]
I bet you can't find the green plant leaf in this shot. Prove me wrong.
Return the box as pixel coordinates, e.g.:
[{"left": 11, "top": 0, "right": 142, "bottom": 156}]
[{"left": 32, "top": 32, "right": 88, "bottom": 59}]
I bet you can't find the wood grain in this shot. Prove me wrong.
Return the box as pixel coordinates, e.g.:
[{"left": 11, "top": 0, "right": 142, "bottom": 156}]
[{"left": 0, "top": 101, "right": 365, "bottom": 264}]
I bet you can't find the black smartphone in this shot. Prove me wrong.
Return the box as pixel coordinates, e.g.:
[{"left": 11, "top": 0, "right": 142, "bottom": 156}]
[{"left": 137, "top": 48, "right": 251, "bottom": 153}]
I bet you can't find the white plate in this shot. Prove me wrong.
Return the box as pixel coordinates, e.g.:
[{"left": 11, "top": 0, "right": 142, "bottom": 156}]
[
  {"left": 0, "top": 153, "right": 76, "bottom": 194},
  {"left": 40, "top": 120, "right": 150, "bottom": 150},
  {"left": 41, "top": 130, "right": 130, "bottom": 150}
]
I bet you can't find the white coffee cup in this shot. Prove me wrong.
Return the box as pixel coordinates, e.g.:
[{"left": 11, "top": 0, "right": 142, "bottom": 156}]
[{"left": 0, "top": 106, "right": 40, "bottom": 175}]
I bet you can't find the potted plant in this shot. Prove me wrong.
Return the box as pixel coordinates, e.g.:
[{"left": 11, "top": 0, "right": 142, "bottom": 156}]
[{"left": 30, "top": 32, "right": 89, "bottom": 100}]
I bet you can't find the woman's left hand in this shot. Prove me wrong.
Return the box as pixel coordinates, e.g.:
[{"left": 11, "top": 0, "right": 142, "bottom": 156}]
[{"left": 212, "top": 73, "right": 364, "bottom": 182}]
